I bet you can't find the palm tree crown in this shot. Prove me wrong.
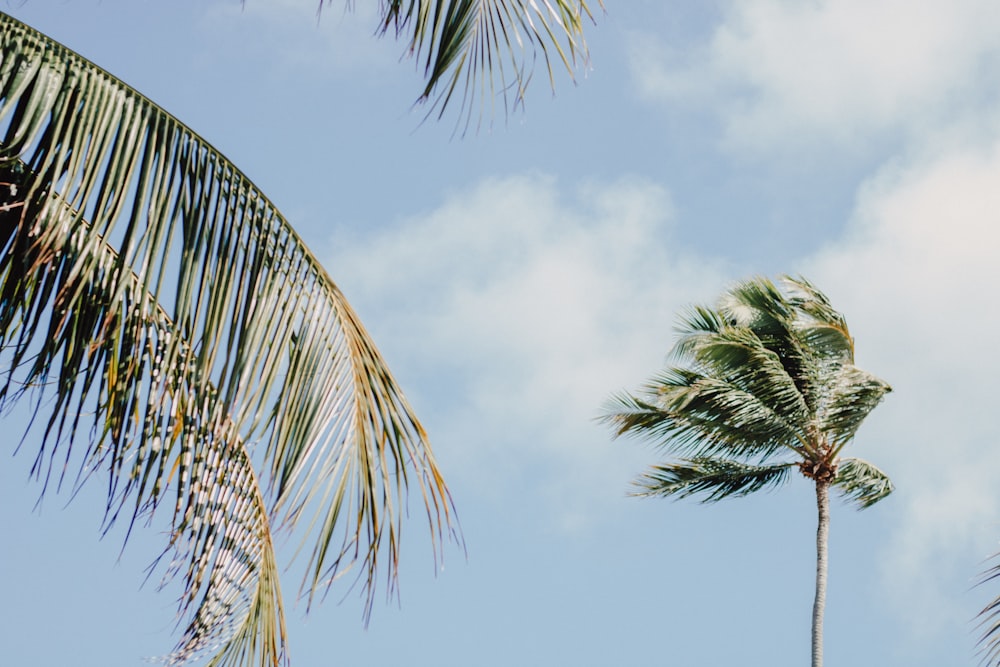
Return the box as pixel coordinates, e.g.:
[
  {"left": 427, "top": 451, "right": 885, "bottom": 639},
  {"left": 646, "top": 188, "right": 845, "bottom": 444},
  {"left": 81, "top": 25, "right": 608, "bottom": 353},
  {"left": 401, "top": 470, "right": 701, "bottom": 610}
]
[
  {"left": 602, "top": 275, "right": 893, "bottom": 667},
  {"left": 604, "top": 275, "right": 892, "bottom": 507}
]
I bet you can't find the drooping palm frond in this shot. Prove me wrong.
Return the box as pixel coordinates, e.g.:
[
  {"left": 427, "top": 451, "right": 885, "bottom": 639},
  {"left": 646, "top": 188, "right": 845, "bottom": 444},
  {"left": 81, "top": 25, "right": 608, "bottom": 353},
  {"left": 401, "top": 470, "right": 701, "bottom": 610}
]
[
  {"left": 632, "top": 457, "right": 795, "bottom": 503},
  {"left": 0, "top": 12, "right": 457, "bottom": 667},
  {"left": 977, "top": 556, "right": 1000, "bottom": 666},
  {"left": 371, "top": 0, "right": 601, "bottom": 130},
  {"left": 831, "top": 457, "right": 893, "bottom": 509}
]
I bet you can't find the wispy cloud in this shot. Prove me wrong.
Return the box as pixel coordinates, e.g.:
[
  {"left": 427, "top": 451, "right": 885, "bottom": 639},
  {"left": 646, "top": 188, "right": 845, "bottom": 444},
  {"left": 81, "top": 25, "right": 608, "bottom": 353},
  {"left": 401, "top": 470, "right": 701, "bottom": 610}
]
[
  {"left": 630, "top": 0, "right": 1000, "bottom": 154},
  {"left": 325, "top": 173, "right": 730, "bottom": 530},
  {"left": 804, "top": 128, "right": 1000, "bottom": 640},
  {"left": 324, "top": 142, "right": 1000, "bottom": 644}
]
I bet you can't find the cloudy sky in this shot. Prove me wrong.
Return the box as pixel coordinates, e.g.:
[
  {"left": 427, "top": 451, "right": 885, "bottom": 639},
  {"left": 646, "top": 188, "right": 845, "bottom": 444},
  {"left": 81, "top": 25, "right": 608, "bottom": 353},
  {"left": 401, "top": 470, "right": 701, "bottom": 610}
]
[{"left": 2, "top": 1, "right": 999, "bottom": 665}]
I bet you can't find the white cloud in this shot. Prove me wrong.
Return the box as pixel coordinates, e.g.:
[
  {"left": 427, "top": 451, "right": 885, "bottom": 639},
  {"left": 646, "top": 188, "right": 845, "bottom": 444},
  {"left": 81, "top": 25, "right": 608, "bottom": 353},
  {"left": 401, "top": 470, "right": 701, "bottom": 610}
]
[
  {"left": 803, "top": 130, "right": 1000, "bottom": 639},
  {"left": 631, "top": 0, "right": 1000, "bottom": 153},
  {"left": 325, "top": 173, "right": 730, "bottom": 529}
]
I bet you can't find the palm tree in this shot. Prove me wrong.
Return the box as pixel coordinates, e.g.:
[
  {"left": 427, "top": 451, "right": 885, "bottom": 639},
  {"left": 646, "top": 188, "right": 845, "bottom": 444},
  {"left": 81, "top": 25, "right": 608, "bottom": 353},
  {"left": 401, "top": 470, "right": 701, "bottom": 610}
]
[
  {"left": 602, "top": 275, "right": 893, "bottom": 667},
  {"left": 0, "top": 12, "right": 473, "bottom": 667}
]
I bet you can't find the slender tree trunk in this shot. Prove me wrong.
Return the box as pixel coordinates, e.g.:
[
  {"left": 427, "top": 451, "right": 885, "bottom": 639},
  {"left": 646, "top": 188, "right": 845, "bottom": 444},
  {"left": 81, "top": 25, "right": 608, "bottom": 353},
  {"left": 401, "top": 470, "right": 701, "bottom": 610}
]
[{"left": 812, "top": 480, "right": 830, "bottom": 667}]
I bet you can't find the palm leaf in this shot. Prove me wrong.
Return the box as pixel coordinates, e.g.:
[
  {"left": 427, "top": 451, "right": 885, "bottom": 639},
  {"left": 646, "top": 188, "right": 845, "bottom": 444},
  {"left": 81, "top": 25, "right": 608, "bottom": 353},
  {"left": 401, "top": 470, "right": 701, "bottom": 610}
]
[
  {"left": 632, "top": 457, "right": 795, "bottom": 502},
  {"left": 723, "top": 276, "right": 833, "bottom": 415},
  {"left": 374, "top": 0, "right": 600, "bottom": 130},
  {"left": 818, "top": 364, "right": 892, "bottom": 452},
  {"left": 977, "top": 555, "right": 1000, "bottom": 666},
  {"left": 602, "top": 365, "right": 808, "bottom": 463},
  {"left": 0, "top": 12, "right": 457, "bottom": 666},
  {"left": 783, "top": 274, "right": 855, "bottom": 362},
  {"left": 831, "top": 457, "right": 893, "bottom": 509},
  {"left": 679, "top": 326, "right": 811, "bottom": 427}
]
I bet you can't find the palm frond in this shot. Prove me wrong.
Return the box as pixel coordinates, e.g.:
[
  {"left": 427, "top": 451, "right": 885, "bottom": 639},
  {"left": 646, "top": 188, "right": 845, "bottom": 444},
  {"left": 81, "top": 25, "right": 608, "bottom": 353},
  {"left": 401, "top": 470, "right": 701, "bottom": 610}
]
[
  {"left": 819, "top": 364, "right": 892, "bottom": 452},
  {"left": 374, "top": 0, "right": 600, "bottom": 131},
  {"left": 831, "top": 457, "right": 893, "bottom": 509},
  {"left": 669, "top": 304, "right": 729, "bottom": 359},
  {"left": 601, "top": 365, "right": 808, "bottom": 463},
  {"left": 632, "top": 457, "right": 795, "bottom": 502},
  {"left": 719, "top": 276, "right": 792, "bottom": 332},
  {"left": 679, "top": 326, "right": 811, "bottom": 427},
  {"left": 782, "top": 274, "right": 854, "bottom": 362},
  {"left": 0, "top": 13, "right": 458, "bottom": 665},
  {"left": 722, "top": 276, "right": 834, "bottom": 414},
  {"left": 976, "top": 554, "right": 1000, "bottom": 666}
]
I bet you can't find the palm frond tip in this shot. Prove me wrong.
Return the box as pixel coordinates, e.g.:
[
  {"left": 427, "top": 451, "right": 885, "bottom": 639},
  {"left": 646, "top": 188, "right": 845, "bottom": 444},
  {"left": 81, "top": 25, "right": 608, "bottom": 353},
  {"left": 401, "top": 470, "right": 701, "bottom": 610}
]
[{"left": 384, "top": 0, "right": 601, "bottom": 129}]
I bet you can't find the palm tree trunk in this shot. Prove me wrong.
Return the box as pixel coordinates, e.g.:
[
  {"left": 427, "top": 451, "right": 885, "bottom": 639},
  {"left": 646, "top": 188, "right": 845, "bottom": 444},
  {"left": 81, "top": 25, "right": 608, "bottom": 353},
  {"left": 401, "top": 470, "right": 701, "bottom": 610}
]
[{"left": 812, "top": 479, "right": 830, "bottom": 667}]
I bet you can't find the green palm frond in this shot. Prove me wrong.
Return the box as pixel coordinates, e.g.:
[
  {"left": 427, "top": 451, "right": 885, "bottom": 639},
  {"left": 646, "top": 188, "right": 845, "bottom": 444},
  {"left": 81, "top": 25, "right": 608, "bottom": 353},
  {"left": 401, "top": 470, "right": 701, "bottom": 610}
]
[
  {"left": 719, "top": 276, "right": 793, "bottom": 332},
  {"left": 670, "top": 304, "right": 730, "bottom": 357},
  {"left": 632, "top": 457, "right": 795, "bottom": 502},
  {"left": 0, "top": 13, "right": 457, "bottom": 666},
  {"left": 602, "top": 367, "right": 807, "bottom": 463},
  {"left": 374, "top": 0, "right": 600, "bottom": 129},
  {"left": 676, "top": 325, "right": 811, "bottom": 427},
  {"left": 818, "top": 364, "right": 892, "bottom": 452},
  {"left": 831, "top": 458, "right": 893, "bottom": 509},
  {"left": 727, "top": 277, "right": 835, "bottom": 413},
  {"left": 782, "top": 274, "right": 854, "bottom": 362}
]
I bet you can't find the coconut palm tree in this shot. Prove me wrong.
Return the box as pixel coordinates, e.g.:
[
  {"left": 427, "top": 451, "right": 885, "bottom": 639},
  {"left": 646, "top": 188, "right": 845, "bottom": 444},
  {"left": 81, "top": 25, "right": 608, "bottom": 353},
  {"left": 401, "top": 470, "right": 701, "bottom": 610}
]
[
  {"left": 602, "top": 275, "right": 893, "bottom": 667},
  {"left": 0, "top": 11, "right": 475, "bottom": 667}
]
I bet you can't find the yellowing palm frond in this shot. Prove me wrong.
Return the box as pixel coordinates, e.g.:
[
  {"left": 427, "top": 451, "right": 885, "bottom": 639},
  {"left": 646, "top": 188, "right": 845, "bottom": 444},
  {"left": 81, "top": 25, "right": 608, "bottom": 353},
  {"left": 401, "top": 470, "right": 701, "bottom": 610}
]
[{"left": 0, "top": 13, "right": 458, "bottom": 666}]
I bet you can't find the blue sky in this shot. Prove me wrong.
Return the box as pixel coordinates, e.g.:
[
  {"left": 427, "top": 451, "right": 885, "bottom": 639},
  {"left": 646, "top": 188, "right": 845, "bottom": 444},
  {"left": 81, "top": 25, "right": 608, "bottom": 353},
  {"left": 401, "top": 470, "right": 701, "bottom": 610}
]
[{"left": 2, "top": 1, "right": 999, "bottom": 665}]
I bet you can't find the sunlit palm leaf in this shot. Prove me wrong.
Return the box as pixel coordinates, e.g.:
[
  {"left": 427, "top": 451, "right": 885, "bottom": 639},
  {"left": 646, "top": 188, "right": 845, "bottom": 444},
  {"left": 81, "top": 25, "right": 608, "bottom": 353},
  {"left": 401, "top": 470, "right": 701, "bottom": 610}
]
[
  {"left": 783, "top": 275, "right": 855, "bottom": 362},
  {"left": 632, "top": 457, "right": 795, "bottom": 502},
  {"left": 831, "top": 457, "right": 893, "bottom": 509},
  {"left": 678, "top": 326, "right": 811, "bottom": 430},
  {"left": 726, "top": 276, "right": 832, "bottom": 414},
  {"left": 0, "top": 12, "right": 457, "bottom": 666},
  {"left": 818, "top": 365, "right": 892, "bottom": 453},
  {"left": 602, "top": 370, "right": 805, "bottom": 463},
  {"left": 374, "top": 0, "right": 600, "bottom": 130},
  {"left": 0, "top": 169, "right": 287, "bottom": 665}
]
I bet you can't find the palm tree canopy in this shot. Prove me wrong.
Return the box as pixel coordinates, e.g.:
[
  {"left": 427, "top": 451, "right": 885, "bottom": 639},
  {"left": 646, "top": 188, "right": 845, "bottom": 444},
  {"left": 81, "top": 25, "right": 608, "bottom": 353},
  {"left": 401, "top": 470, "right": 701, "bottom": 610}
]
[
  {"left": 0, "top": 12, "right": 458, "bottom": 667},
  {"left": 602, "top": 275, "right": 893, "bottom": 507},
  {"left": 348, "top": 0, "right": 602, "bottom": 128}
]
